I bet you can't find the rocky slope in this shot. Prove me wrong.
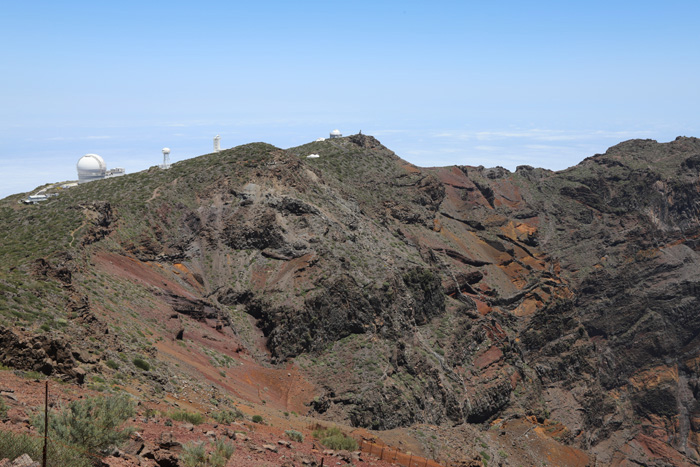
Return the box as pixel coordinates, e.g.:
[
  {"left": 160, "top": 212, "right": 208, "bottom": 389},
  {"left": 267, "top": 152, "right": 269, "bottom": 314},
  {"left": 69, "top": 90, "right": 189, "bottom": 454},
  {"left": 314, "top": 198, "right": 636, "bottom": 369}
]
[{"left": 2, "top": 134, "right": 700, "bottom": 465}]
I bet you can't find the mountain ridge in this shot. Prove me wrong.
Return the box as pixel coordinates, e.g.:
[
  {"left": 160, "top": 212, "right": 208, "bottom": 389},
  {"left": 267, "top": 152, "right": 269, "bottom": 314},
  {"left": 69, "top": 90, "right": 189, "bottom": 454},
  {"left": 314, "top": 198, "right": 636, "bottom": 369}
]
[{"left": 2, "top": 135, "right": 700, "bottom": 466}]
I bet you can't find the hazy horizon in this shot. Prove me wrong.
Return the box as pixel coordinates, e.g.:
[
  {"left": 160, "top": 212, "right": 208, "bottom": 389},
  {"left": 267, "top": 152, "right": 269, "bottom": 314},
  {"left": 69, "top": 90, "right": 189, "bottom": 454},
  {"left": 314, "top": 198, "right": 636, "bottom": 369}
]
[{"left": 2, "top": 0, "right": 698, "bottom": 199}]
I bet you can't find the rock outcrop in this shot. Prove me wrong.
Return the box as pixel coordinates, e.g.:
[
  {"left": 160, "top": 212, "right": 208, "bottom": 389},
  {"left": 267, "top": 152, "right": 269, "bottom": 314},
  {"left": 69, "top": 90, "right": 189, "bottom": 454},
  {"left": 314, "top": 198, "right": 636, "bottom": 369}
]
[{"left": 0, "top": 326, "right": 85, "bottom": 383}]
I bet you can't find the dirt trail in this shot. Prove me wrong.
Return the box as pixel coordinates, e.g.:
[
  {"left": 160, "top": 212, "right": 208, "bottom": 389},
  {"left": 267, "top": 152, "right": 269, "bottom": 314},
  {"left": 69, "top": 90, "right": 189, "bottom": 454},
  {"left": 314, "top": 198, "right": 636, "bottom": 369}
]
[{"left": 68, "top": 217, "right": 88, "bottom": 248}]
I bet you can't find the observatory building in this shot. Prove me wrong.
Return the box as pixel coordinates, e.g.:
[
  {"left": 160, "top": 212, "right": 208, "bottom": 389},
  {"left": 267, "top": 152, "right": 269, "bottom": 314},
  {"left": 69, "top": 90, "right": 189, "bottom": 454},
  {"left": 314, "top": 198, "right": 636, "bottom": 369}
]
[
  {"left": 214, "top": 135, "right": 221, "bottom": 152},
  {"left": 329, "top": 129, "right": 342, "bottom": 139},
  {"left": 106, "top": 167, "right": 125, "bottom": 177},
  {"left": 76, "top": 154, "right": 125, "bottom": 183},
  {"left": 77, "top": 154, "right": 106, "bottom": 183},
  {"left": 161, "top": 147, "right": 171, "bottom": 169}
]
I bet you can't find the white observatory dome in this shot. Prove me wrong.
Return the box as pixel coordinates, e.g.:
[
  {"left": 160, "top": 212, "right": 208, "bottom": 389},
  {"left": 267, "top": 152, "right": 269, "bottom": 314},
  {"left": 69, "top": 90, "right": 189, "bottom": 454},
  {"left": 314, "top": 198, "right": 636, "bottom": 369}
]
[
  {"left": 78, "top": 154, "right": 106, "bottom": 171},
  {"left": 77, "top": 154, "right": 107, "bottom": 184},
  {"left": 330, "top": 129, "right": 342, "bottom": 137},
  {"left": 162, "top": 147, "right": 171, "bottom": 154}
]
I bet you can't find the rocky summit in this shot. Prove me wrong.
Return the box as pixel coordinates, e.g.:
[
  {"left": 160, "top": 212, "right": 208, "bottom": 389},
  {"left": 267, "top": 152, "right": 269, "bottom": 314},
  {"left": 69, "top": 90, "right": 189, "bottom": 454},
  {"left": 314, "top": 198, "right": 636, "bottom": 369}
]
[{"left": 2, "top": 134, "right": 700, "bottom": 466}]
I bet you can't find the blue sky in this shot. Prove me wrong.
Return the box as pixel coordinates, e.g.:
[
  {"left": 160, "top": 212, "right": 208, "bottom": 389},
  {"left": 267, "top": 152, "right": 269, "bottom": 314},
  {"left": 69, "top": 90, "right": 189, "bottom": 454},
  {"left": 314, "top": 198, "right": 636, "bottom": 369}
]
[{"left": 1, "top": 0, "right": 699, "bottom": 198}]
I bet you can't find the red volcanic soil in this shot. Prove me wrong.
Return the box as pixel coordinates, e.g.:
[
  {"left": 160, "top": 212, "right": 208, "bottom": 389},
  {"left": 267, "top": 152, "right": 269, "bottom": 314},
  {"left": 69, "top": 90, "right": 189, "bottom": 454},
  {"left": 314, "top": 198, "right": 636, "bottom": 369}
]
[
  {"left": 91, "top": 251, "right": 317, "bottom": 414},
  {"left": 0, "top": 369, "right": 401, "bottom": 467},
  {"left": 9, "top": 251, "right": 404, "bottom": 466}
]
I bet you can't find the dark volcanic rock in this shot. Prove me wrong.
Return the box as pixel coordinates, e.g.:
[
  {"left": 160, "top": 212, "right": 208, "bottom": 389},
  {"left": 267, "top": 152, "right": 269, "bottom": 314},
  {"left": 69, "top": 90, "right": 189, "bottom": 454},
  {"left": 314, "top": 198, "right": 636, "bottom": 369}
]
[{"left": 0, "top": 326, "right": 85, "bottom": 383}]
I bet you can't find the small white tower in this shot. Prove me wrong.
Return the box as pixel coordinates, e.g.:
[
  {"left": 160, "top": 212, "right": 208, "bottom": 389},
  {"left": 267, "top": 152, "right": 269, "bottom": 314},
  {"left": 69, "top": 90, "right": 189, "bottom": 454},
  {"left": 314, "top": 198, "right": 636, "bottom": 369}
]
[
  {"left": 161, "top": 147, "right": 171, "bottom": 169},
  {"left": 214, "top": 135, "right": 221, "bottom": 152}
]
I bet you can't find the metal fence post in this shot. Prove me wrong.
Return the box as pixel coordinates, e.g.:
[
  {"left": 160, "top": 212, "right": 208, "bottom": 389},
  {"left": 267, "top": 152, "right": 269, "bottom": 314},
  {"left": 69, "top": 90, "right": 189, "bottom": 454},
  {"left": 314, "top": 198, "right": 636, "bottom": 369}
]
[{"left": 42, "top": 380, "right": 48, "bottom": 467}]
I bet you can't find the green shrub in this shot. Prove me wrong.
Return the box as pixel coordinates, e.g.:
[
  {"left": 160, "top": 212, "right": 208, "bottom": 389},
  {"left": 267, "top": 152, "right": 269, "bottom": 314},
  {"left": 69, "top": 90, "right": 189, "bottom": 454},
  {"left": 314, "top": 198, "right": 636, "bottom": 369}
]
[
  {"left": 312, "top": 426, "right": 358, "bottom": 451},
  {"left": 285, "top": 429, "right": 303, "bottom": 442},
  {"left": 0, "top": 429, "right": 92, "bottom": 467},
  {"left": 105, "top": 359, "right": 120, "bottom": 370},
  {"left": 132, "top": 357, "right": 150, "bottom": 371},
  {"left": 181, "top": 440, "right": 234, "bottom": 467},
  {"left": 213, "top": 439, "right": 235, "bottom": 461},
  {"left": 32, "top": 394, "right": 134, "bottom": 461},
  {"left": 251, "top": 414, "right": 263, "bottom": 424},
  {"left": 22, "top": 370, "right": 46, "bottom": 380},
  {"left": 181, "top": 442, "right": 207, "bottom": 467},
  {"left": 211, "top": 408, "right": 243, "bottom": 425},
  {"left": 169, "top": 410, "right": 205, "bottom": 425},
  {"left": 0, "top": 397, "right": 7, "bottom": 420}
]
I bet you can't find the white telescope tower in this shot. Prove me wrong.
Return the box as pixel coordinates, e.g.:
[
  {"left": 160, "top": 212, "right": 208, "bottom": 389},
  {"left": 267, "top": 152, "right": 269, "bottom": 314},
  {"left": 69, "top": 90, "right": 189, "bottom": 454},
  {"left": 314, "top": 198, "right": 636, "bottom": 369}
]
[
  {"left": 214, "top": 135, "right": 221, "bottom": 153},
  {"left": 161, "top": 147, "right": 171, "bottom": 169}
]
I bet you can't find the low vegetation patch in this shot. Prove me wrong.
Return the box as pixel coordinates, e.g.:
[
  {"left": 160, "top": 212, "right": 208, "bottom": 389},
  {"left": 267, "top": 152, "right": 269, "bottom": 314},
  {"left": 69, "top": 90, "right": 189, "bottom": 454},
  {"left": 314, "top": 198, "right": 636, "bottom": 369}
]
[
  {"left": 285, "top": 429, "right": 304, "bottom": 442},
  {"left": 211, "top": 408, "right": 243, "bottom": 425},
  {"left": 132, "top": 357, "right": 150, "bottom": 371},
  {"left": 31, "top": 394, "right": 134, "bottom": 462},
  {"left": 0, "top": 430, "right": 92, "bottom": 467},
  {"left": 169, "top": 410, "right": 205, "bottom": 425},
  {"left": 20, "top": 370, "right": 46, "bottom": 380},
  {"left": 181, "top": 439, "right": 234, "bottom": 467},
  {"left": 312, "top": 426, "right": 358, "bottom": 451},
  {"left": 251, "top": 414, "right": 263, "bottom": 424}
]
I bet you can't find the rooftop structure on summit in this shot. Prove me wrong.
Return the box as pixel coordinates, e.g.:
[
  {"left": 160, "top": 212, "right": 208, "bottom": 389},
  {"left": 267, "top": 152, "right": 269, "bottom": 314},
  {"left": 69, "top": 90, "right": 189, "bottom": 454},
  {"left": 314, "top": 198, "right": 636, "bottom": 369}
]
[{"left": 329, "top": 129, "right": 342, "bottom": 139}]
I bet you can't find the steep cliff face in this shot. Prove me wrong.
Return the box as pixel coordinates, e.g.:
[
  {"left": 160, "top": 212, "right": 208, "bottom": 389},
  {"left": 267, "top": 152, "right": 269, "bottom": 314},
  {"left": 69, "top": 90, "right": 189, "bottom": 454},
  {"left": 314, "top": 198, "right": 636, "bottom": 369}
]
[
  {"left": 2, "top": 135, "right": 700, "bottom": 465},
  {"left": 440, "top": 136, "right": 700, "bottom": 465},
  {"left": 530, "top": 137, "right": 700, "bottom": 464}
]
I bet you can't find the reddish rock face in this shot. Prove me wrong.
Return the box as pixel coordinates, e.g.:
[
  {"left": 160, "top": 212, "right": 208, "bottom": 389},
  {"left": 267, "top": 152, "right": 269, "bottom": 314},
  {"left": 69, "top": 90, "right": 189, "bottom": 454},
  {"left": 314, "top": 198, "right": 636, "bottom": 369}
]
[
  {"left": 4, "top": 136, "right": 700, "bottom": 465},
  {"left": 473, "top": 346, "right": 503, "bottom": 370}
]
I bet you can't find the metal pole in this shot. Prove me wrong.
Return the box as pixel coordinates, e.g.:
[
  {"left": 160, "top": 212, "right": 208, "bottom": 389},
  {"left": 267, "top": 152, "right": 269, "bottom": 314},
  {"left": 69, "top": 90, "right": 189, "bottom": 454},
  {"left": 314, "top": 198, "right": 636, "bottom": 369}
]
[{"left": 42, "top": 380, "right": 48, "bottom": 467}]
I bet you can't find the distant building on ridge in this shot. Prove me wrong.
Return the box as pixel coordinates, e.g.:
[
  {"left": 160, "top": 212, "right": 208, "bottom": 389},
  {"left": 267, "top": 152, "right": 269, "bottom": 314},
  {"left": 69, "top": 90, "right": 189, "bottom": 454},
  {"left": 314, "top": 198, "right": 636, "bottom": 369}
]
[
  {"left": 106, "top": 167, "right": 125, "bottom": 177},
  {"left": 161, "top": 148, "right": 171, "bottom": 169},
  {"left": 77, "top": 154, "right": 106, "bottom": 183},
  {"left": 76, "top": 154, "right": 125, "bottom": 183}
]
